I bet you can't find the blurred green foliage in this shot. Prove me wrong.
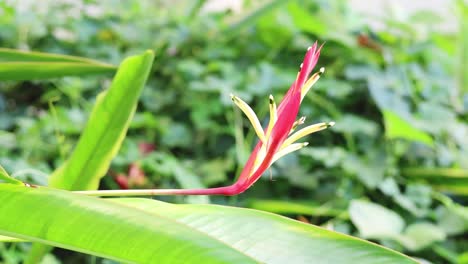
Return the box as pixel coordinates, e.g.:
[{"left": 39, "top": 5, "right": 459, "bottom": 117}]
[{"left": 0, "top": 0, "right": 467, "bottom": 263}]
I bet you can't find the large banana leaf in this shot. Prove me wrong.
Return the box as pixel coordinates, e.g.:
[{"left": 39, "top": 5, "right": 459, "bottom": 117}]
[
  {"left": 0, "top": 184, "right": 417, "bottom": 264},
  {"left": 0, "top": 48, "right": 116, "bottom": 80}
]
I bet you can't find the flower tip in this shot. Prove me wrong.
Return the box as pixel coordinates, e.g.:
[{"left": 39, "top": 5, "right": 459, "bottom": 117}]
[
  {"left": 307, "top": 42, "right": 318, "bottom": 51},
  {"left": 230, "top": 93, "right": 235, "bottom": 100},
  {"left": 319, "top": 67, "right": 325, "bottom": 74},
  {"left": 327, "top": 121, "right": 335, "bottom": 127},
  {"left": 303, "top": 142, "right": 309, "bottom": 147},
  {"left": 269, "top": 94, "right": 274, "bottom": 102}
]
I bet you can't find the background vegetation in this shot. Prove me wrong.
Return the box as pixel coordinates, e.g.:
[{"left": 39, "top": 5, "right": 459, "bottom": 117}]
[{"left": 0, "top": 0, "right": 467, "bottom": 263}]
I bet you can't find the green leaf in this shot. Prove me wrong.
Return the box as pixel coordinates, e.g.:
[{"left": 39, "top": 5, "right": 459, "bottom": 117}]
[
  {"left": 26, "top": 50, "right": 154, "bottom": 263},
  {"left": 0, "top": 184, "right": 254, "bottom": 263},
  {"left": 0, "top": 184, "right": 417, "bottom": 263},
  {"left": 437, "top": 206, "right": 468, "bottom": 235},
  {"left": 0, "top": 164, "right": 23, "bottom": 185},
  {"left": 382, "top": 110, "right": 434, "bottom": 147},
  {"left": 349, "top": 200, "right": 405, "bottom": 239},
  {"left": 225, "top": 0, "right": 287, "bottom": 34},
  {"left": 0, "top": 48, "right": 114, "bottom": 64},
  {"left": 342, "top": 153, "right": 386, "bottom": 189},
  {"left": 397, "top": 222, "right": 446, "bottom": 251},
  {"left": 49, "top": 50, "right": 154, "bottom": 191},
  {"left": 0, "top": 48, "right": 116, "bottom": 80},
  {"left": 287, "top": 2, "right": 327, "bottom": 35},
  {"left": 0, "top": 62, "right": 116, "bottom": 81}
]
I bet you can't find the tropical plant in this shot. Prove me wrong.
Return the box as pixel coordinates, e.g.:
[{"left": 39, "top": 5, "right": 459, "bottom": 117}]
[{"left": 0, "top": 0, "right": 466, "bottom": 263}]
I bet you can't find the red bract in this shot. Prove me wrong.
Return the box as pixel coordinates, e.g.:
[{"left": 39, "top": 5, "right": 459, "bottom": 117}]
[
  {"left": 155, "top": 42, "right": 333, "bottom": 196},
  {"left": 227, "top": 42, "right": 333, "bottom": 194}
]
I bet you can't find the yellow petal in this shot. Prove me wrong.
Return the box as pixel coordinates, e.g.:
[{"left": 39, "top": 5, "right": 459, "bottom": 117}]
[
  {"left": 251, "top": 144, "right": 267, "bottom": 177},
  {"left": 231, "top": 94, "right": 266, "bottom": 144},
  {"left": 271, "top": 142, "right": 309, "bottom": 164},
  {"left": 301, "top": 67, "right": 324, "bottom": 101},
  {"left": 265, "top": 95, "right": 277, "bottom": 138},
  {"left": 289, "top": 116, "right": 306, "bottom": 135},
  {"left": 281, "top": 121, "right": 334, "bottom": 149}
]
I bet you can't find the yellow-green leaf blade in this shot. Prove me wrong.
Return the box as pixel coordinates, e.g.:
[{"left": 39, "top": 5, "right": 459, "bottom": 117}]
[
  {"left": 0, "top": 184, "right": 417, "bottom": 264},
  {"left": 115, "top": 199, "right": 418, "bottom": 264},
  {"left": 0, "top": 48, "right": 114, "bottom": 65},
  {"left": 0, "top": 62, "right": 115, "bottom": 81},
  {"left": 383, "top": 110, "right": 434, "bottom": 146},
  {"left": 49, "top": 50, "right": 154, "bottom": 190},
  {"left": 0, "top": 184, "right": 254, "bottom": 263}
]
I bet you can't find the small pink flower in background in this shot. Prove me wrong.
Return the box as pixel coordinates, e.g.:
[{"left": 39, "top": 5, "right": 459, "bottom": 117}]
[
  {"left": 113, "top": 142, "right": 154, "bottom": 189},
  {"left": 138, "top": 142, "right": 156, "bottom": 155},
  {"left": 113, "top": 164, "right": 147, "bottom": 189},
  {"left": 114, "top": 174, "right": 129, "bottom": 189}
]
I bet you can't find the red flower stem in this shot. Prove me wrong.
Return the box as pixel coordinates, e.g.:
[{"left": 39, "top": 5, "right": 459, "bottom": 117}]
[{"left": 73, "top": 184, "right": 244, "bottom": 197}]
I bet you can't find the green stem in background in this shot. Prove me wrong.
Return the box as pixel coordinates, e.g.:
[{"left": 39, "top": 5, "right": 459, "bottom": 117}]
[
  {"left": 186, "top": 0, "right": 207, "bottom": 20},
  {"left": 457, "top": 0, "right": 468, "bottom": 97},
  {"left": 402, "top": 167, "right": 468, "bottom": 194},
  {"left": 402, "top": 167, "right": 468, "bottom": 179},
  {"left": 431, "top": 244, "right": 459, "bottom": 264},
  {"left": 23, "top": 244, "right": 51, "bottom": 264},
  {"left": 48, "top": 98, "right": 67, "bottom": 159},
  {"left": 224, "top": 0, "right": 287, "bottom": 35},
  {"left": 231, "top": 107, "right": 247, "bottom": 174},
  {"left": 306, "top": 92, "right": 357, "bottom": 153},
  {"left": 431, "top": 191, "right": 460, "bottom": 208},
  {"left": 89, "top": 255, "right": 97, "bottom": 264},
  {"left": 227, "top": 110, "right": 246, "bottom": 207}
]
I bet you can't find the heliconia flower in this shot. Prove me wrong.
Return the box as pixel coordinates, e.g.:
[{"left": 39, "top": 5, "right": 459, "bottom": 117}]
[
  {"left": 224, "top": 42, "right": 334, "bottom": 195},
  {"left": 75, "top": 42, "right": 334, "bottom": 197}
]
